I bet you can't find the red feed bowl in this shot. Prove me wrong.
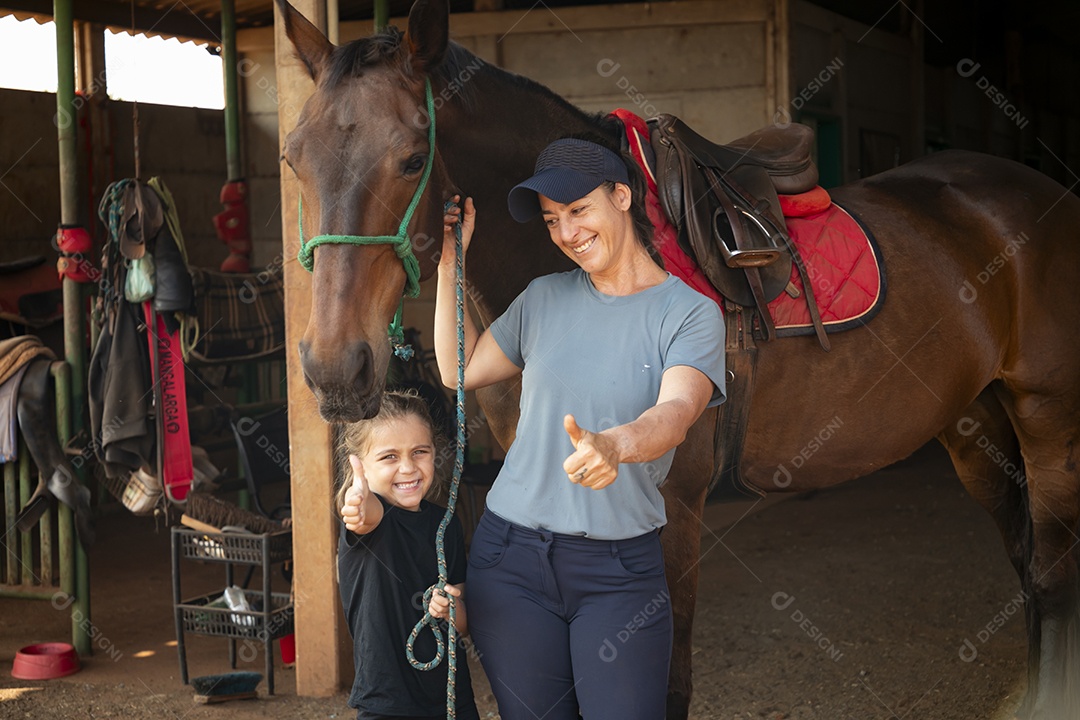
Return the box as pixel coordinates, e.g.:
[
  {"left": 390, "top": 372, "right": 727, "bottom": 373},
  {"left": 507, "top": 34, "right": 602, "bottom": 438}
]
[{"left": 12, "top": 643, "right": 81, "bottom": 680}]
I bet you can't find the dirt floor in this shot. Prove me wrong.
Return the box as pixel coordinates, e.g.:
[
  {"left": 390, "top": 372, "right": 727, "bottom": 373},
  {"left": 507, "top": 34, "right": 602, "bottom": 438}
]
[{"left": 0, "top": 442, "right": 1027, "bottom": 719}]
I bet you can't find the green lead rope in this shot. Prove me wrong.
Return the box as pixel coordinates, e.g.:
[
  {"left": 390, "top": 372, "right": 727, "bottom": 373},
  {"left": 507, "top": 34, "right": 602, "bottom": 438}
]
[{"left": 405, "top": 199, "right": 466, "bottom": 720}]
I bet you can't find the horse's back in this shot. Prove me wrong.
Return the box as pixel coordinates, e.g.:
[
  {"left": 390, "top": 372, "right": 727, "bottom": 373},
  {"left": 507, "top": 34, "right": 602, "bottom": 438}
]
[
  {"left": 832, "top": 149, "right": 1079, "bottom": 288},
  {"left": 832, "top": 149, "right": 1080, "bottom": 391}
]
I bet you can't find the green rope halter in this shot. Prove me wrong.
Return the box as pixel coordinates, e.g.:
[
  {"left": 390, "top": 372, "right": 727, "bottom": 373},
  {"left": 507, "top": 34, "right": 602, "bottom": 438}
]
[{"left": 296, "top": 77, "right": 436, "bottom": 358}]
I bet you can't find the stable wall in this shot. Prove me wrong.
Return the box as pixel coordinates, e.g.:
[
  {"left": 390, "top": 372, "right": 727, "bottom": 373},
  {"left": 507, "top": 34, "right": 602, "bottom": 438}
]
[
  {"left": 0, "top": 88, "right": 228, "bottom": 269},
  {"left": 791, "top": 1, "right": 919, "bottom": 184},
  {"left": 790, "top": 0, "right": 1080, "bottom": 187}
]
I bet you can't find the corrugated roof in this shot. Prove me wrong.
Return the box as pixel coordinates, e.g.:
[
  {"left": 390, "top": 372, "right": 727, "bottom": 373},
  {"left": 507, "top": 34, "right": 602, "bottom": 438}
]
[{"left": 0, "top": 1, "right": 470, "bottom": 44}]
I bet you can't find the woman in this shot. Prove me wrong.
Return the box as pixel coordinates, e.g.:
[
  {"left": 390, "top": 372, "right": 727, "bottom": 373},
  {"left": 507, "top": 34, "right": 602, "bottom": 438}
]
[{"left": 434, "top": 136, "right": 726, "bottom": 720}]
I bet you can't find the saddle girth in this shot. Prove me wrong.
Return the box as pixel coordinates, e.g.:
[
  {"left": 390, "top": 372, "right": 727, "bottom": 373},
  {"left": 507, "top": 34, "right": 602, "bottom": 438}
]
[{"left": 708, "top": 300, "right": 763, "bottom": 500}]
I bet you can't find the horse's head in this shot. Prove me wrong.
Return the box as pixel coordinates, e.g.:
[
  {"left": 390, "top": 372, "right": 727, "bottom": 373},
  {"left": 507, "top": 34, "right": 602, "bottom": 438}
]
[{"left": 277, "top": 0, "right": 451, "bottom": 422}]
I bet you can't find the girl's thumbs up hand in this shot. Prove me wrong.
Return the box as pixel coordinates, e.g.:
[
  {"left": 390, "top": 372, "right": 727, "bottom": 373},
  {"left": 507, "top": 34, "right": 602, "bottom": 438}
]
[{"left": 342, "top": 455, "right": 369, "bottom": 532}]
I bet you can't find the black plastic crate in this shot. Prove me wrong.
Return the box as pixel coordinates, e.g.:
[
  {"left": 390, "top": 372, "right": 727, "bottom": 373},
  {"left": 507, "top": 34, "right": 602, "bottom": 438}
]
[
  {"left": 179, "top": 590, "right": 294, "bottom": 640},
  {"left": 175, "top": 527, "right": 292, "bottom": 565}
]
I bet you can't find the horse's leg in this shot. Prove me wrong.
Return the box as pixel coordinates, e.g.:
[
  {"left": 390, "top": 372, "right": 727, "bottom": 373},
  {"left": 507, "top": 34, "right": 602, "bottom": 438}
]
[
  {"left": 661, "top": 408, "right": 717, "bottom": 720},
  {"left": 937, "top": 384, "right": 1035, "bottom": 717},
  {"left": 998, "top": 382, "right": 1080, "bottom": 720}
]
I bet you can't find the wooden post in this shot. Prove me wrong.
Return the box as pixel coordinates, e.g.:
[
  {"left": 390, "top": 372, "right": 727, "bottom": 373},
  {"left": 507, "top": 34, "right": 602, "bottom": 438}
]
[{"left": 273, "top": 0, "right": 346, "bottom": 697}]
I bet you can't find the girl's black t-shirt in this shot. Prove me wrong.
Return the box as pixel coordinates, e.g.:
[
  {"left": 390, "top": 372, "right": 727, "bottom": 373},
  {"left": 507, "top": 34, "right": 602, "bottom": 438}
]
[{"left": 338, "top": 496, "right": 477, "bottom": 719}]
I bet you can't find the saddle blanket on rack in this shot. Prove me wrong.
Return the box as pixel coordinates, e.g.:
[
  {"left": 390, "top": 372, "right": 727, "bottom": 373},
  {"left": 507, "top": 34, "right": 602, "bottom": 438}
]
[{"left": 0, "top": 336, "right": 56, "bottom": 463}]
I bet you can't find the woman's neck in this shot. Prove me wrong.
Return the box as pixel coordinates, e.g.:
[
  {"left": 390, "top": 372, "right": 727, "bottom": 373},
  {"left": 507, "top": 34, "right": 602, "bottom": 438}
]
[{"left": 588, "top": 242, "right": 669, "bottom": 296}]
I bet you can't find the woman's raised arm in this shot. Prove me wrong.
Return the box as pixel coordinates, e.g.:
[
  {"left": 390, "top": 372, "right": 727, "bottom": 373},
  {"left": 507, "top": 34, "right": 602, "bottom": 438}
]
[{"left": 434, "top": 197, "right": 522, "bottom": 391}]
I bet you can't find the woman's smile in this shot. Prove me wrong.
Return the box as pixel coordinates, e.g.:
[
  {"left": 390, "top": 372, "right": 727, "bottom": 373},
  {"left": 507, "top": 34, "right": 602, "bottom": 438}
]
[{"left": 570, "top": 236, "right": 596, "bottom": 254}]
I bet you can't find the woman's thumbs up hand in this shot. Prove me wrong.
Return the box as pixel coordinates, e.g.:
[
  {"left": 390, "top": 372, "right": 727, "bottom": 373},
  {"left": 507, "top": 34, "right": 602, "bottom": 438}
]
[{"left": 562, "top": 414, "right": 621, "bottom": 490}]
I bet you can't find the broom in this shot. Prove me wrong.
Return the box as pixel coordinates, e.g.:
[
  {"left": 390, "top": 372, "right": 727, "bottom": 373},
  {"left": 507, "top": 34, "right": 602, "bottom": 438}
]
[
  {"left": 191, "top": 671, "right": 262, "bottom": 704},
  {"left": 183, "top": 492, "right": 285, "bottom": 535}
]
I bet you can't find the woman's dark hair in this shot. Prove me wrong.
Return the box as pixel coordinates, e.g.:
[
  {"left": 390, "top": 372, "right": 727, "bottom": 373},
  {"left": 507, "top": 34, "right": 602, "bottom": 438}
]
[
  {"left": 335, "top": 390, "right": 447, "bottom": 512},
  {"left": 566, "top": 132, "right": 658, "bottom": 263}
]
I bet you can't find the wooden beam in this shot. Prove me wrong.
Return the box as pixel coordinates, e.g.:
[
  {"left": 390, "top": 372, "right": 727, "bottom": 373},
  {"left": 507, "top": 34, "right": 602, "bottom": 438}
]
[
  {"left": 338, "top": 0, "right": 770, "bottom": 43},
  {"left": 273, "top": 0, "right": 345, "bottom": 698}
]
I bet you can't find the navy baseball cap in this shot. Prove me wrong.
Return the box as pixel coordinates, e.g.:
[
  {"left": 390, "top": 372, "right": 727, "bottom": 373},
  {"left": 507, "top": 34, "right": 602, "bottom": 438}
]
[{"left": 507, "top": 138, "right": 630, "bottom": 222}]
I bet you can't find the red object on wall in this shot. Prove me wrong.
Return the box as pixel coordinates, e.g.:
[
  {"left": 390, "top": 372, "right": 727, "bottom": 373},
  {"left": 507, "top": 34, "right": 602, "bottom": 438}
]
[
  {"left": 214, "top": 180, "right": 252, "bottom": 273},
  {"left": 54, "top": 226, "right": 99, "bottom": 284}
]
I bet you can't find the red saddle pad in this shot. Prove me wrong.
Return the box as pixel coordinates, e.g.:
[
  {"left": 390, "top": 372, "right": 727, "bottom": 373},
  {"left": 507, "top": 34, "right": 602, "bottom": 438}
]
[{"left": 614, "top": 109, "right": 884, "bottom": 335}]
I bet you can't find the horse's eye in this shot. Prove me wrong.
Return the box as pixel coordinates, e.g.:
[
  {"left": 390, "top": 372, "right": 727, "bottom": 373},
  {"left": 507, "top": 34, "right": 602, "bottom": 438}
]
[{"left": 404, "top": 154, "right": 427, "bottom": 176}]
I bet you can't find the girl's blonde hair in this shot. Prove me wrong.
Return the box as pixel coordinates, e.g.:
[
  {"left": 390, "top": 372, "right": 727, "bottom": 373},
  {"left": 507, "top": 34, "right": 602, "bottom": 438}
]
[{"left": 334, "top": 389, "right": 447, "bottom": 512}]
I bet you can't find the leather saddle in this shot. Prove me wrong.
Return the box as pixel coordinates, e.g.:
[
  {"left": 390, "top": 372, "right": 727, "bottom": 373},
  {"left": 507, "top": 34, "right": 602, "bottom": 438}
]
[{"left": 650, "top": 115, "right": 829, "bottom": 350}]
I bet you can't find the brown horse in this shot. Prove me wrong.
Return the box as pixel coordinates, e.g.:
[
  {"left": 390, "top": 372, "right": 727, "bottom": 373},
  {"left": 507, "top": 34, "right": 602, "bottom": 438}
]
[{"left": 277, "top": 0, "right": 1080, "bottom": 716}]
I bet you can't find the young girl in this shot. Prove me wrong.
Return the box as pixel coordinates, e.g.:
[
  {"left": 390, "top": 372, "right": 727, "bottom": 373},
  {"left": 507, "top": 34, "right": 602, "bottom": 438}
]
[{"left": 336, "top": 390, "right": 479, "bottom": 720}]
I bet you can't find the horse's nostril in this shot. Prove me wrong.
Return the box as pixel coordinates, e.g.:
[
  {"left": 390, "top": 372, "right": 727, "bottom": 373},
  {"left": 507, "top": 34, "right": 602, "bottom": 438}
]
[
  {"left": 298, "top": 340, "right": 315, "bottom": 390},
  {"left": 353, "top": 342, "right": 374, "bottom": 395}
]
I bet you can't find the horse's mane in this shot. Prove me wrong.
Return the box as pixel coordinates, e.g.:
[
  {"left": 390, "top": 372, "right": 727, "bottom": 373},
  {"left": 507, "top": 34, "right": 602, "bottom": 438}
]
[
  {"left": 326, "top": 26, "right": 620, "bottom": 141},
  {"left": 325, "top": 26, "right": 409, "bottom": 87}
]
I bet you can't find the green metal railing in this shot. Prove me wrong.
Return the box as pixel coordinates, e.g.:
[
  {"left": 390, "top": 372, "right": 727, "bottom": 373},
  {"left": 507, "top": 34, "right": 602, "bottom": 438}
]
[
  {"left": 0, "top": 363, "right": 87, "bottom": 655},
  {"left": 52, "top": 0, "right": 91, "bottom": 654}
]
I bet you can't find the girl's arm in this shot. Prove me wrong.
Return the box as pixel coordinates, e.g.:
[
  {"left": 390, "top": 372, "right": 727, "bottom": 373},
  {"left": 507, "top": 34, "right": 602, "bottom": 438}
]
[
  {"left": 428, "top": 583, "right": 468, "bottom": 636},
  {"left": 434, "top": 196, "right": 522, "bottom": 391},
  {"left": 341, "top": 455, "right": 384, "bottom": 534}
]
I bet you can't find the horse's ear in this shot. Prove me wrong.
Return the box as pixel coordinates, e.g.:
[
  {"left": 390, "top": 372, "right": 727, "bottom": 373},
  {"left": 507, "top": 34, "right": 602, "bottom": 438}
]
[
  {"left": 275, "top": 0, "right": 334, "bottom": 82},
  {"left": 405, "top": 0, "right": 449, "bottom": 72}
]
